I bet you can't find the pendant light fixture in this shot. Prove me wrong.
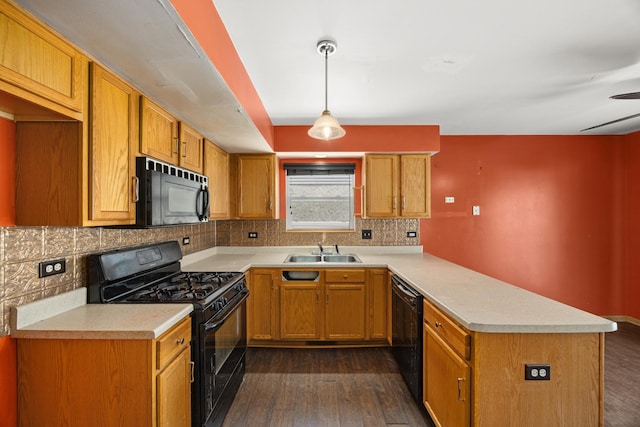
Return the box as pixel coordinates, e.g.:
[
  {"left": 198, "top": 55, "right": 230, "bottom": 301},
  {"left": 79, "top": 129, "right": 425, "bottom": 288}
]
[{"left": 308, "top": 39, "right": 346, "bottom": 141}]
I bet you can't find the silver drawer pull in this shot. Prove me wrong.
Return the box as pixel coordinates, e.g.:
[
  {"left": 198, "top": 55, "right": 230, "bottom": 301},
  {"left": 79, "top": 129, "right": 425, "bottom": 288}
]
[
  {"left": 435, "top": 321, "right": 442, "bottom": 328},
  {"left": 457, "top": 377, "right": 465, "bottom": 401},
  {"left": 176, "top": 337, "right": 185, "bottom": 345}
]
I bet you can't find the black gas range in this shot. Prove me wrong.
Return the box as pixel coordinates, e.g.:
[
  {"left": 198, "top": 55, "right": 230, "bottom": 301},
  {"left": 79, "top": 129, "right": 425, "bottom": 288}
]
[{"left": 87, "top": 240, "right": 248, "bottom": 427}]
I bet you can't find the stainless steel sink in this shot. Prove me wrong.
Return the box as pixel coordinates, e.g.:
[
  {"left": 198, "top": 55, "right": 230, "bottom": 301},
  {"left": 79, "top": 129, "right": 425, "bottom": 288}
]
[
  {"left": 322, "top": 254, "right": 361, "bottom": 263},
  {"left": 283, "top": 254, "right": 362, "bottom": 263},
  {"left": 284, "top": 255, "right": 322, "bottom": 263}
]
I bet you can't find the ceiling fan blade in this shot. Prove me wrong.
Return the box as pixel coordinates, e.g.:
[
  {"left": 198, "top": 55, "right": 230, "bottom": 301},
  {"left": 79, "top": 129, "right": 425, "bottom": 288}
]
[
  {"left": 610, "top": 92, "right": 640, "bottom": 100},
  {"left": 581, "top": 112, "right": 640, "bottom": 132}
]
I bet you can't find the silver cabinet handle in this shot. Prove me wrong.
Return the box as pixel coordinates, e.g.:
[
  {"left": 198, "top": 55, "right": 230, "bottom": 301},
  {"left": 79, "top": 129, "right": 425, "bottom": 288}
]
[
  {"left": 435, "top": 321, "right": 442, "bottom": 328},
  {"left": 173, "top": 137, "right": 179, "bottom": 154},
  {"left": 190, "top": 361, "right": 195, "bottom": 383},
  {"left": 457, "top": 377, "right": 465, "bottom": 401},
  {"left": 182, "top": 140, "right": 187, "bottom": 157},
  {"left": 393, "top": 196, "right": 397, "bottom": 209},
  {"left": 132, "top": 177, "right": 139, "bottom": 203},
  {"left": 176, "top": 337, "right": 185, "bottom": 345},
  {"left": 402, "top": 196, "right": 406, "bottom": 209}
]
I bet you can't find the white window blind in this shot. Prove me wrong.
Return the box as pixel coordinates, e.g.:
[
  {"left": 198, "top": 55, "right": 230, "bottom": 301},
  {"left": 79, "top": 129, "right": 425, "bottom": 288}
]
[{"left": 285, "top": 164, "right": 355, "bottom": 231}]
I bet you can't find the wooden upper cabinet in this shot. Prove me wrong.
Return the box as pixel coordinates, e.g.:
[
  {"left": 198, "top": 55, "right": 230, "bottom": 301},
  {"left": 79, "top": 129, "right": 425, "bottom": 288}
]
[
  {"left": 88, "top": 63, "right": 139, "bottom": 224},
  {"left": 140, "top": 96, "right": 179, "bottom": 164},
  {"left": 400, "top": 154, "right": 431, "bottom": 217},
  {"left": 235, "top": 154, "right": 277, "bottom": 219},
  {"left": 365, "top": 154, "right": 399, "bottom": 217},
  {"left": 364, "top": 153, "right": 431, "bottom": 218},
  {"left": 15, "top": 63, "right": 138, "bottom": 226},
  {"left": 0, "top": 1, "right": 87, "bottom": 120},
  {"left": 179, "top": 122, "right": 203, "bottom": 173},
  {"left": 203, "top": 140, "right": 230, "bottom": 219}
]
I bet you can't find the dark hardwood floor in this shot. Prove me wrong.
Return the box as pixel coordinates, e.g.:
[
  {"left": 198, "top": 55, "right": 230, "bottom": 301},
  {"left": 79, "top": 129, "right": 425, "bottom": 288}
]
[
  {"left": 224, "top": 322, "right": 640, "bottom": 426},
  {"left": 605, "top": 322, "right": 640, "bottom": 427},
  {"left": 223, "top": 347, "right": 430, "bottom": 427}
]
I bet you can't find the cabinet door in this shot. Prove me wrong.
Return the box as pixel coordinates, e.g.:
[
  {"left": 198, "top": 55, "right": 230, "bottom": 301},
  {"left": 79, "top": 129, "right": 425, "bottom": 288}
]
[
  {"left": 400, "top": 154, "right": 431, "bottom": 217},
  {"left": 203, "top": 140, "right": 230, "bottom": 219},
  {"left": 248, "top": 269, "right": 278, "bottom": 340},
  {"left": 157, "top": 347, "right": 192, "bottom": 427},
  {"left": 368, "top": 269, "right": 389, "bottom": 340},
  {"left": 179, "top": 122, "right": 204, "bottom": 173},
  {"left": 280, "top": 283, "right": 321, "bottom": 339},
  {"left": 365, "top": 154, "right": 399, "bottom": 217},
  {"left": 236, "top": 154, "right": 276, "bottom": 218},
  {"left": 140, "top": 97, "right": 179, "bottom": 164},
  {"left": 0, "top": 1, "right": 86, "bottom": 118},
  {"left": 424, "top": 323, "right": 470, "bottom": 427},
  {"left": 89, "top": 64, "right": 138, "bottom": 223},
  {"left": 325, "top": 283, "right": 366, "bottom": 340}
]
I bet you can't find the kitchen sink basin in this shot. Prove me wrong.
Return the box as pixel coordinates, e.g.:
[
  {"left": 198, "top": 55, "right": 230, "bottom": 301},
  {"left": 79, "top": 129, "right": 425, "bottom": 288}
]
[
  {"left": 322, "top": 255, "right": 361, "bottom": 263},
  {"left": 283, "top": 254, "right": 362, "bottom": 263},
  {"left": 284, "top": 255, "right": 322, "bottom": 263}
]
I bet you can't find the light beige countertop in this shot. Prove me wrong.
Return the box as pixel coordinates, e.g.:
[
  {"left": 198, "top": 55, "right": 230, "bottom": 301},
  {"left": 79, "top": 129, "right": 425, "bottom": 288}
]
[
  {"left": 11, "top": 288, "right": 193, "bottom": 340},
  {"left": 182, "top": 246, "right": 616, "bottom": 334}
]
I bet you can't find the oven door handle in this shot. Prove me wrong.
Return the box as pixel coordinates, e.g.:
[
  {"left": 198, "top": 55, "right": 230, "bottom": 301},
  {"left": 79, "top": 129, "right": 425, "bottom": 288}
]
[{"left": 203, "top": 290, "right": 249, "bottom": 332}]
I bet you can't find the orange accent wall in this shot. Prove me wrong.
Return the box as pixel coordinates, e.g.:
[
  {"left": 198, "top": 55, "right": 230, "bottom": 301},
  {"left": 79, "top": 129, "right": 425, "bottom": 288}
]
[
  {"left": 421, "top": 135, "right": 625, "bottom": 316},
  {"left": 0, "top": 117, "right": 16, "bottom": 226},
  {"left": 624, "top": 131, "right": 640, "bottom": 319},
  {"left": 0, "top": 336, "right": 17, "bottom": 427},
  {"left": 278, "top": 158, "right": 362, "bottom": 219},
  {"left": 275, "top": 125, "right": 440, "bottom": 153},
  {"left": 169, "top": 0, "right": 274, "bottom": 148}
]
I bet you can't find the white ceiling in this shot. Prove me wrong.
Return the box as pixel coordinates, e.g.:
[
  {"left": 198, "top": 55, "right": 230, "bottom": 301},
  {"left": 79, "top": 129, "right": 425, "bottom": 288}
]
[{"left": 13, "top": 0, "right": 640, "bottom": 154}]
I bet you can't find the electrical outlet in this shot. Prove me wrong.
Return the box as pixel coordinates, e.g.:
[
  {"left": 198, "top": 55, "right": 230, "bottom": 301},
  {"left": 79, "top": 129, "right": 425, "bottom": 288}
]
[
  {"left": 38, "top": 259, "right": 66, "bottom": 278},
  {"left": 472, "top": 205, "right": 480, "bottom": 216},
  {"left": 525, "top": 364, "right": 551, "bottom": 380},
  {"left": 407, "top": 231, "right": 417, "bottom": 238},
  {"left": 248, "top": 232, "right": 258, "bottom": 238},
  {"left": 182, "top": 237, "right": 190, "bottom": 245},
  {"left": 362, "top": 229, "right": 372, "bottom": 239},
  {"left": 445, "top": 196, "right": 455, "bottom": 203}
]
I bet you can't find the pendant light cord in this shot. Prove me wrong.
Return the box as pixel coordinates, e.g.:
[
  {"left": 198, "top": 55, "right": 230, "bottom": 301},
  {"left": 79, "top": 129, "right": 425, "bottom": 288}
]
[{"left": 324, "top": 47, "right": 329, "bottom": 111}]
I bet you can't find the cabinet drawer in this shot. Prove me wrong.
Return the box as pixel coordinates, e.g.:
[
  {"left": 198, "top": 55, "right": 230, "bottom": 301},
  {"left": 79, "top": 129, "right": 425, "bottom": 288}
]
[
  {"left": 157, "top": 317, "right": 191, "bottom": 370},
  {"left": 423, "top": 299, "right": 470, "bottom": 360},
  {"left": 325, "top": 269, "right": 366, "bottom": 283}
]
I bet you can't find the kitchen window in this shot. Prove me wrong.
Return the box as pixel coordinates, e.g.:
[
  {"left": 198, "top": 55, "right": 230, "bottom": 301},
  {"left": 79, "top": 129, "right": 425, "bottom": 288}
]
[{"left": 284, "top": 163, "right": 356, "bottom": 231}]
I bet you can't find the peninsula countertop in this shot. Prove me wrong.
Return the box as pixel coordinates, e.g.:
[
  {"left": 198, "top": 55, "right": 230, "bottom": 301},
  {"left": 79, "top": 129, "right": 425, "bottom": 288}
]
[
  {"left": 11, "top": 288, "right": 193, "bottom": 340},
  {"left": 182, "top": 246, "right": 616, "bottom": 334}
]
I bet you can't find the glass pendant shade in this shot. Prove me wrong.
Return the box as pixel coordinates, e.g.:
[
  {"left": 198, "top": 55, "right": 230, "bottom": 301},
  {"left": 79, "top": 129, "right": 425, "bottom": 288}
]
[
  {"left": 308, "top": 110, "right": 346, "bottom": 140},
  {"left": 308, "top": 39, "right": 346, "bottom": 141}
]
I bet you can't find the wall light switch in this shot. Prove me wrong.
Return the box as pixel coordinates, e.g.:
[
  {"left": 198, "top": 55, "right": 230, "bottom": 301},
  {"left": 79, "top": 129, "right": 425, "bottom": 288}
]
[{"left": 445, "top": 196, "right": 455, "bottom": 203}]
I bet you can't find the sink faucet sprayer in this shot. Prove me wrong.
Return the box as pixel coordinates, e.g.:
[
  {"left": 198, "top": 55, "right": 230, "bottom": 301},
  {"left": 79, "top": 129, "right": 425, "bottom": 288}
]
[
  {"left": 335, "top": 244, "right": 340, "bottom": 254},
  {"left": 317, "top": 242, "right": 324, "bottom": 254}
]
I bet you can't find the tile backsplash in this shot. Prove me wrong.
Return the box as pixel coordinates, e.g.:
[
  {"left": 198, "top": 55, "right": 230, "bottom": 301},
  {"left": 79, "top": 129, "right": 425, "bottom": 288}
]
[
  {"left": 216, "top": 218, "right": 420, "bottom": 247},
  {"left": 0, "top": 222, "right": 215, "bottom": 336},
  {"left": 0, "top": 217, "right": 420, "bottom": 336}
]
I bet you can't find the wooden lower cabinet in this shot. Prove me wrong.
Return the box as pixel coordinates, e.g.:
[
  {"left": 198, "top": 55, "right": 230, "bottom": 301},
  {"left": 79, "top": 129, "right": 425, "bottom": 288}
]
[
  {"left": 247, "top": 269, "right": 279, "bottom": 340},
  {"left": 248, "top": 268, "right": 389, "bottom": 345},
  {"left": 423, "top": 322, "right": 470, "bottom": 427},
  {"left": 325, "top": 269, "right": 367, "bottom": 340},
  {"left": 280, "top": 281, "right": 322, "bottom": 339},
  {"left": 17, "top": 317, "right": 192, "bottom": 427},
  {"left": 422, "top": 298, "right": 605, "bottom": 427}
]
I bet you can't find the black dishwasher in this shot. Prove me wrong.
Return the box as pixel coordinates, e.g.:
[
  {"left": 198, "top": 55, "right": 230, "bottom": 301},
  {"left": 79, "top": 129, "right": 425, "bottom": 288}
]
[{"left": 391, "top": 274, "right": 424, "bottom": 404}]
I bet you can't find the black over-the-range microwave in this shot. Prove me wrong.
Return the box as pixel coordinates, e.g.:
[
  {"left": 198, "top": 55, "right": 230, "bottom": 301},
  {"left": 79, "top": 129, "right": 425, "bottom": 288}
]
[{"left": 135, "top": 156, "right": 209, "bottom": 227}]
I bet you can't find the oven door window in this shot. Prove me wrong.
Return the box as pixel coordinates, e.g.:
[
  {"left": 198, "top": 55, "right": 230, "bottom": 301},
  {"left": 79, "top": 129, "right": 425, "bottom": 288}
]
[{"left": 201, "top": 301, "right": 247, "bottom": 424}]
